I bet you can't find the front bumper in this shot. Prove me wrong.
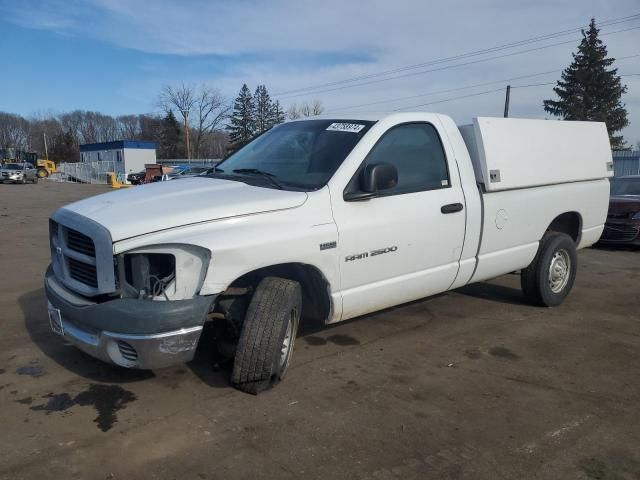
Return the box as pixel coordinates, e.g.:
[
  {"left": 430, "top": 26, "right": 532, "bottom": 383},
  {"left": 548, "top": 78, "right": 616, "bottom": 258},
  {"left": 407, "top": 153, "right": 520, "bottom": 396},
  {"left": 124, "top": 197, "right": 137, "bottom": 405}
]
[
  {"left": 45, "top": 267, "right": 215, "bottom": 369},
  {"left": 599, "top": 220, "right": 640, "bottom": 245},
  {"left": 1, "top": 175, "right": 23, "bottom": 182}
]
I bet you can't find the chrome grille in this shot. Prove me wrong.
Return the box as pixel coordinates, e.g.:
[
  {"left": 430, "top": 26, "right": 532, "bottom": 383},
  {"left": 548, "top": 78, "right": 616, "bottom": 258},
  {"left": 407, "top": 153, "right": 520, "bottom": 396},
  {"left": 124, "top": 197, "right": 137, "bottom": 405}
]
[
  {"left": 68, "top": 257, "right": 98, "bottom": 287},
  {"left": 66, "top": 229, "right": 96, "bottom": 257},
  {"left": 49, "top": 209, "right": 115, "bottom": 296}
]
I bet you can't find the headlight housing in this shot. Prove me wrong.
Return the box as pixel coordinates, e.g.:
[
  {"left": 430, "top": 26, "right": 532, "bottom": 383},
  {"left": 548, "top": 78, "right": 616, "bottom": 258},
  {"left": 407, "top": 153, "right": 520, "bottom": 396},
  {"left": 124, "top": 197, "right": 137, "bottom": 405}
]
[{"left": 117, "top": 244, "right": 210, "bottom": 301}]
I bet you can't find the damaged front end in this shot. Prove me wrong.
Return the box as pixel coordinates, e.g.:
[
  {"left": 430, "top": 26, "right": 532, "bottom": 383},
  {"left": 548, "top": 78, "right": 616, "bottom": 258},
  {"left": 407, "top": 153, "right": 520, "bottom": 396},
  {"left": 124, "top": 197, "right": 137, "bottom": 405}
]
[{"left": 46, "top": 209, "right": 216, "bottom": 369}]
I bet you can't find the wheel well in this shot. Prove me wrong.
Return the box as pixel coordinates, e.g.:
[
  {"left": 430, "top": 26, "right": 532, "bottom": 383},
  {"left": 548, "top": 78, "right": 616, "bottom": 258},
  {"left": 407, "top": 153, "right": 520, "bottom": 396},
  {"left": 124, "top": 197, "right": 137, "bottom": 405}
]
[
  {"left": 547, "top": 212, "right": 582, "bottom": 244},
  {"left": 223, "top": 263, "right": 332, "bottom": 325}
]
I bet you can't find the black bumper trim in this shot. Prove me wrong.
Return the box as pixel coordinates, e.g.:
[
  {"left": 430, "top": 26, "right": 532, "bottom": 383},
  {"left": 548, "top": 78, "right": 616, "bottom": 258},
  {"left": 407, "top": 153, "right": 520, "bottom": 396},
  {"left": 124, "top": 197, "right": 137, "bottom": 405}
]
[{"left": 45, "top": 267, "right": 215, "bottom": 335}]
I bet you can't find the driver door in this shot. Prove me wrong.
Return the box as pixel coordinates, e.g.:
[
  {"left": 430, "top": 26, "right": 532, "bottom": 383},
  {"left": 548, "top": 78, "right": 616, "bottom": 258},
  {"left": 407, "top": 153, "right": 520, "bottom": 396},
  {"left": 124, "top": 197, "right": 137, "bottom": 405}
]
[{"left": 330, "top": 121, "right": 466, "bottom": 320}]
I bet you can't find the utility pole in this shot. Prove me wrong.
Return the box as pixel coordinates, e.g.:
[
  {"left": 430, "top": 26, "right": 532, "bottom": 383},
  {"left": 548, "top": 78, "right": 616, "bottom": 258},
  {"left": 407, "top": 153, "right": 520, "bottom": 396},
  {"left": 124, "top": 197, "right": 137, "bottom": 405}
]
[
  {"left": 43, "top": 132, "right": 49, "bottom": 160},
  {"left": 503, "top": 85, "right": 511, "bottom": 118}
]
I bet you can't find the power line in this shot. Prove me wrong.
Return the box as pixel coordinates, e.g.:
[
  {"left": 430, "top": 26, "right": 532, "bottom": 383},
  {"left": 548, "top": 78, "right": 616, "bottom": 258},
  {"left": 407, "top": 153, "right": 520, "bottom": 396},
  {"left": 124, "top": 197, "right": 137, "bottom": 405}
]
[
  {"left": 392, "top": 72, "right": 640, "bottom": 111},
  {"left": 275, "top": 13, "right": 640, "bottom": 97},
  {"left": 325, "top": 53, "right": 640, "bottom": 113},
  {"left": 326, "top": 70, "right": 559, "bottom": 113},
  {"left": 278, "top": 25, "right": 640, "bottom": 100}
]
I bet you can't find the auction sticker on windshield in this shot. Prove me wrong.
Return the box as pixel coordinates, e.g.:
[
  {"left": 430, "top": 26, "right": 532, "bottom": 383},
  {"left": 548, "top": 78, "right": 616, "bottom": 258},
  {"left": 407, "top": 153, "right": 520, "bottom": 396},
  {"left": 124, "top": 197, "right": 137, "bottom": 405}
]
[{"left": 326, "top": 123, "right": 366, "bottom": 133}]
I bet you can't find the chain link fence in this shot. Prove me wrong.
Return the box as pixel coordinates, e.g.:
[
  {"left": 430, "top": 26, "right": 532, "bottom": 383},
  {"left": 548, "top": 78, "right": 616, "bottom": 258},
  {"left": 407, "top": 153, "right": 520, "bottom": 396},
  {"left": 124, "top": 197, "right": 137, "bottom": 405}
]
[{"left": 50, "top": 161, "right": 119, "bottom": 184}]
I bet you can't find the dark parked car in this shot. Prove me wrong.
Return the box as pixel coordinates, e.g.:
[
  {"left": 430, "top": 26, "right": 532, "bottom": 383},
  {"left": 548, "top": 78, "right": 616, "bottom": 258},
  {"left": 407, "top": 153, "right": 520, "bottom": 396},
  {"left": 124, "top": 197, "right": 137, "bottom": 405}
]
[
  {"left": 127, "top": 171, "right": 146, "bottom": 185},
  {"left": 599, "top": 176, "right": 640, "bottom": 246}
]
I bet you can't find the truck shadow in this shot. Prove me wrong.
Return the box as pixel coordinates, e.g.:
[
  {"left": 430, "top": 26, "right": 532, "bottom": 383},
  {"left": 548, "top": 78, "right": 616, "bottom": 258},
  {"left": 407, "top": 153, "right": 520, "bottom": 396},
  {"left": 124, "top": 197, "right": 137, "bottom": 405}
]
[
  {"left": 455, "top": 281, "right": 526, "bottom": 306},
  {"left": 186, "top": 323, "right": 235, "bottom": 389}
]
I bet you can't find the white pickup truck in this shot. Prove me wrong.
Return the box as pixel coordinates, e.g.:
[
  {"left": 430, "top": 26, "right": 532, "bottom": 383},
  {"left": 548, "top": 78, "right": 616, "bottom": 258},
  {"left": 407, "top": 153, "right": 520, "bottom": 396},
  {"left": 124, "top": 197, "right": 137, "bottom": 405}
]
[{"left": 45, "top": 113, "right": 612, "bottom": 393}]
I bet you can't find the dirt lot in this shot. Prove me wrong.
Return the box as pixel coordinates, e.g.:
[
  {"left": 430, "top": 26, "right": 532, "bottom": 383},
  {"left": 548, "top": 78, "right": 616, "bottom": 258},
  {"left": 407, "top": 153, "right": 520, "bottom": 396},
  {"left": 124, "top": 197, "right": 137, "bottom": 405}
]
[{"left": 0, "top": 181, "right": 639, "bottom": 480}]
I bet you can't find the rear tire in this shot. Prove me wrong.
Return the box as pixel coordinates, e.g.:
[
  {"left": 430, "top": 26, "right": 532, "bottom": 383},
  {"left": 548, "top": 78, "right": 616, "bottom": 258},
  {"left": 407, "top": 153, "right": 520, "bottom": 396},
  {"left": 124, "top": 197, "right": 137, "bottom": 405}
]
[
  {"left": 37, "top": 168, "right": 48, "bottom": 178},
  {"left": 521, "top": 232, "right": 577, "bottom": 307},
  {"left": 231, "top": 277, "right": 301, "bottom": 394},
  {"left": 32, "top": 176, "right": 38, "bottom": 184}
]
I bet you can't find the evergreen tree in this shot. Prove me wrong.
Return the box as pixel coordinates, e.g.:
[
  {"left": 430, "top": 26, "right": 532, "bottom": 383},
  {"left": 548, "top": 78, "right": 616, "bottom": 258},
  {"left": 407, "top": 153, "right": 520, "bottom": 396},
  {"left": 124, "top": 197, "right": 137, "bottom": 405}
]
[
  {"left": 543, "top": 18, "right": 628, "bottom": 149},
  {"left": 227, "top": 84, "right": 255, "bottom": 147},
  {"left": 254, "top": 84, "right": 274, "bottom": 134},
  {"left": 271, "top": 100, "right": 286, "bottom": 126},
  {"left": 160, "top": 110, "right": 181, "bottom": 158}
]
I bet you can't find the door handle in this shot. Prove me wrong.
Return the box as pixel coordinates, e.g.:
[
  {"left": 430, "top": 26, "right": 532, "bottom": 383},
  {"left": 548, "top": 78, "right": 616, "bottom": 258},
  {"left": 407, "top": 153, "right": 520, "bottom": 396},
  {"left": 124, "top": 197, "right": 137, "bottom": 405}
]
[{"left": 441, "top": 203, "right": 464, "bottom": 214}]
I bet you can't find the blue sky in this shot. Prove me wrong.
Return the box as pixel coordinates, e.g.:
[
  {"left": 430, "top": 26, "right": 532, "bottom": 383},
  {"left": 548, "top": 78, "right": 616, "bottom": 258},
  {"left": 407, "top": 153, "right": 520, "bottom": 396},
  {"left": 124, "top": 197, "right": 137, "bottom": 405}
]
[{"left": 1, "top": 0, "right": 639, "bottom": 144}]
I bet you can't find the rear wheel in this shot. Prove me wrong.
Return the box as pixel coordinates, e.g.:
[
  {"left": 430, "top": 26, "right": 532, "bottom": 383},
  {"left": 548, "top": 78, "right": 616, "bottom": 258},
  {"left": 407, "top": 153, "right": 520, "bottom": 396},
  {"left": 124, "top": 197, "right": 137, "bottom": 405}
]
[
  {"left": 231, "top": 277, "right": 301, "bottom": 394},
  {"left": 521, "top": 232, "right": 577, "bottom": 307},
  {"left": 32, "top": 176, "right": 38, "bottom": 184},
  {"left": 37, "top": 168, "right": 48, "bottom": 178}
]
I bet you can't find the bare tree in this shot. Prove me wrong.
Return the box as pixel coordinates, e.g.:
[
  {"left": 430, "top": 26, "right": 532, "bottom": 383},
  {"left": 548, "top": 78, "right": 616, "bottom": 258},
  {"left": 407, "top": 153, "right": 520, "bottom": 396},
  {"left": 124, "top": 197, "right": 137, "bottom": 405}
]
[
  {"left": 159, "top": 84, "right": 196, "bottom": 158},
  {"left": 192, "top": 86, "right": 230, "bottom": 158},
  {"left": 287, "top": 104, "right": 301, "bottom": 120},
  {"left": 117, "top": 115, "right": 140, "bottom": 139},
  {"left": 0, "top": 112, "right": 30, "bottom": 150},
  {"left": 311, "top": 99, "right": 324, "bottom": 116},
  {"left": 290, "top": 100, "right": 324, "bottom": 119}
]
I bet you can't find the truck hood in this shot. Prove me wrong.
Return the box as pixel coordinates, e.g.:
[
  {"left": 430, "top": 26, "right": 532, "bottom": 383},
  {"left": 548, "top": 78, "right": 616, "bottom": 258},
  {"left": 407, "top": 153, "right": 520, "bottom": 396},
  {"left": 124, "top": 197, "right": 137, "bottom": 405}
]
[{"left": 62, "top": 177, "right": 308, "bottom": 242}]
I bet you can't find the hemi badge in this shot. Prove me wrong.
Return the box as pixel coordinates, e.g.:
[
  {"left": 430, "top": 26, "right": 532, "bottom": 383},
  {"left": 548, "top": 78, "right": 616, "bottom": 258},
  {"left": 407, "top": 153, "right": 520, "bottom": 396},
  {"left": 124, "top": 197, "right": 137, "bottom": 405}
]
[{"left": 320, "top": 241, "right": 337, "bottom": 251}]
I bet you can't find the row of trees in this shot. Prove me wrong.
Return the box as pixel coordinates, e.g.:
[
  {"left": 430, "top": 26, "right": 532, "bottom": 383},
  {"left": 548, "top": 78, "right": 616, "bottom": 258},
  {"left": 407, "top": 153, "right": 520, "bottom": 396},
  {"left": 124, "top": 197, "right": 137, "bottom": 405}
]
[
  {"left": 0, "top": 83, "right": 325, "bottom": 162},
  {"left": 0, "top": 108, "right": 228, "bottom": 162}
]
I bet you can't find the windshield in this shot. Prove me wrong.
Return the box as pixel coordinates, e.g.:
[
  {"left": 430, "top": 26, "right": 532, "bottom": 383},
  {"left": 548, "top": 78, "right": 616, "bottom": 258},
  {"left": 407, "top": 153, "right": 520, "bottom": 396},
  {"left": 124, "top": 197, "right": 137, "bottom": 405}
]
[
  {"left": 611, "top": 177, "right": 640, "bottom": 196},
  {"left": 3, "top": 164, "right": 22, "bottom": 170},
  {"left": 212, "top": 119, "right": 375, "bottom": 190}
]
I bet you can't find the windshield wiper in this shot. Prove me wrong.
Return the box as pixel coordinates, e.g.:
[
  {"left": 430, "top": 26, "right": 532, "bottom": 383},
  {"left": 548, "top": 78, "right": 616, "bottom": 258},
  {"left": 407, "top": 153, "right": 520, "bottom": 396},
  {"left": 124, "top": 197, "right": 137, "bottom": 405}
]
[{"left": 232, "top": 168, "right": 283, "bottom": 190}]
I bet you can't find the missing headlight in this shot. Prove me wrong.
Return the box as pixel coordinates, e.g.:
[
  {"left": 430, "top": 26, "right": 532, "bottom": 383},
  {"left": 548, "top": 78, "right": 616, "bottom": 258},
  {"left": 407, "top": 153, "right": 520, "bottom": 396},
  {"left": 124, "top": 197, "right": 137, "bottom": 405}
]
[{"left": 124, "top": 253, "right": 175, "bottom": 299}]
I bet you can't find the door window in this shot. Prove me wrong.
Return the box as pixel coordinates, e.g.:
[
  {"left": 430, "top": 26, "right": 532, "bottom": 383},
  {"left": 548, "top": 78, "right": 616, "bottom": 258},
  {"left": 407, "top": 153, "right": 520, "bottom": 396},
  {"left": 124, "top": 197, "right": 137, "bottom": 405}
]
[{"left": 362, "top": 123, "right": 450, "bottom": 195}]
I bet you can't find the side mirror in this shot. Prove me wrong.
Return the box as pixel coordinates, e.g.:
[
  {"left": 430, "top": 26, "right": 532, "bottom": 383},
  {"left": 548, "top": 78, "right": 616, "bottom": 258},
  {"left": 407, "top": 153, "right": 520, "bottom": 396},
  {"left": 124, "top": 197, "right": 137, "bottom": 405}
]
[
  {"left": 362, "top": 163, "right": 398, "bottom": 193},
  {"left": 344, "top": 162, "right": 398, "bottom": 201}
]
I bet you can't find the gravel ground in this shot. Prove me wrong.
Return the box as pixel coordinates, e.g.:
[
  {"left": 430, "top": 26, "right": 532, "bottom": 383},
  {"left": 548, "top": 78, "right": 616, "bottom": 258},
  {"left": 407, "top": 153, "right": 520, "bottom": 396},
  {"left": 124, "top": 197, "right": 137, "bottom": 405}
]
[{"left": 0, "top": 181, "right": 639, "bottom": 480}]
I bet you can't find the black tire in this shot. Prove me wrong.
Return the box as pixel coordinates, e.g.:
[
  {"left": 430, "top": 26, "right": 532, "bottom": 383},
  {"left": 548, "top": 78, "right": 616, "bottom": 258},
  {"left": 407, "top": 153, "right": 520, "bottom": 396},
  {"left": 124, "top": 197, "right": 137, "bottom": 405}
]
[
  {"left": 37, "top": 168, "right": 48, "bottom": 178},
  {"left": 32, "top": 176, "right": 38, "bottom": 184},
  {"left": 521, "top": 232, "right": 577, "bottom": 307},
  {"left": 231, "top": 277, "right": 301, "bottom": 394}
]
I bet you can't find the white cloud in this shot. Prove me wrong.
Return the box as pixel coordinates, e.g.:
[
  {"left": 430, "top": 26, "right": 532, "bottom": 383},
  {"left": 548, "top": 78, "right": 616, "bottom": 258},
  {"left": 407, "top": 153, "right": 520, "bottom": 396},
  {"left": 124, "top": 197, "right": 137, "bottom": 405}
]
[{"left": 3, "top": 0, "right": 640, "bottom": 143}]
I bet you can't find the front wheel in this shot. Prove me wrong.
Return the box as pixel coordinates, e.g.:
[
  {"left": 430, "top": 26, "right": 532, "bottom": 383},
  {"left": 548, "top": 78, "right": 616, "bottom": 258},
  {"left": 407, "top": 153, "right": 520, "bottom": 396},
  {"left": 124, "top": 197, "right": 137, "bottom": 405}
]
[
  {"left": 231, "top": 277, "right": 301, "bottom": 394},
  {"left": 521, "top": 232, "right": 577, "bottom": 307}
]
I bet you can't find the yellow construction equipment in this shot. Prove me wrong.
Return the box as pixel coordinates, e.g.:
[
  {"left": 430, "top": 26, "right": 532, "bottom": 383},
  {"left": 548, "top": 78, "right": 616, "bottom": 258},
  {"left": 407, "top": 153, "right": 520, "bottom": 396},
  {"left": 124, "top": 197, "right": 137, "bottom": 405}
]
[
  {"left": 107, "top": 172, "right": 132, "bottom": 189},
  {"left": 36, "top": 159, "right": 57, "bottom": 178}
]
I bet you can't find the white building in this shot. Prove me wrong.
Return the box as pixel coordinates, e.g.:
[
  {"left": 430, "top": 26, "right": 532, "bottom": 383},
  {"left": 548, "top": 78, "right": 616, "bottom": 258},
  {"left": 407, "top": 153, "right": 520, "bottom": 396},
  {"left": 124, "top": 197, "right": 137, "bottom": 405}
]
[{"left": 79, "top": 140, "right": 156, "bottom": 175}]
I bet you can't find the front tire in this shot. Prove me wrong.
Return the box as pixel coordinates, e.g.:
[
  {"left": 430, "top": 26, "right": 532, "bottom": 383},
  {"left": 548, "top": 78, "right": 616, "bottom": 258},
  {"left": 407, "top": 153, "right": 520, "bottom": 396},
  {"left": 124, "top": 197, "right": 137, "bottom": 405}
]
[
  {"left": 521, "top": 232, "right": 577, "bottom": 307},
  {"left": 37, "top": 168, "right": 48, "bottom": 178},
  {"left": 231, "top": 277, "right": 301, "bottom": 394}
]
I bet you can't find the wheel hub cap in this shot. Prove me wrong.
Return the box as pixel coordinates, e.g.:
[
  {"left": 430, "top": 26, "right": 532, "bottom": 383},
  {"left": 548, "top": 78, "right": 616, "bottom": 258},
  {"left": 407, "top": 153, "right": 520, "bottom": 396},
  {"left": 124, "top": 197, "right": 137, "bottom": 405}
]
[{"left": 548, "top": 249, "right": 571, "bottom": 294}]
